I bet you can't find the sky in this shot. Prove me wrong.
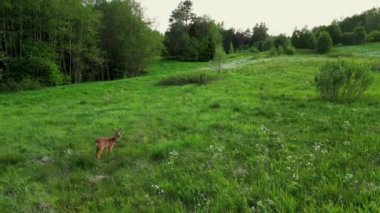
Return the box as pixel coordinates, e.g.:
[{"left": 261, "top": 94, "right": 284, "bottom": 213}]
[{"left": 137, "top": 0, "right": 380, "bottom": 35}]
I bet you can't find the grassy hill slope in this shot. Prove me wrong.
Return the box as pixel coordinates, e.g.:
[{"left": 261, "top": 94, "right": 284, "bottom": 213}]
[{"left": 1, "top": 44, "right": 380, "bottom": 212}]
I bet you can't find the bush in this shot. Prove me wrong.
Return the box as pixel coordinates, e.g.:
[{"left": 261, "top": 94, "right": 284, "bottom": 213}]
[
  {"left": 1, "top": 42, "right": 66, "bottom": 92},
  {"left": 341, "top": 32, "right": 359, "bottom": 45},
  {"left": 315, "top": 60, "right": 373, "bottom": 102},
  {"left": 248, "top": 46, "right": 259, "bottom": 53},
  {"left": 317, "top": 31, "right": 333, "bottom": 53},
  {"left": 262, "top": 37, "right": 275, "bottom": 51},
  {"left": 268, "top": 46, "right": 278, "bottom": 57},
  {"left": 284, "top": 45, "right": 296, "bottom": 55},
  {"left": 354, "top": 26, "right": 366, "bottom": 44},
  {"left": 291, "top": 29, "right": 317, "bottom": 49},
  {"left": 159, "top": 71, "right": 218, "bottom": 86},
  {"left": 274, "top": 34, "right": 290, "bottom": 49},
  {"left": 213, "top": 45, "right": 225, "bottom": 74},
  {"left": 20, "top": 77, "right": 41, "bottom": 90},
  {"left": 326, "top": 23, "right": 342, "bottom": 44},
  {"left": 367, "top": 30, "right": 380, "bottom": 42},
  {"left": 277, "top": 46, "right": 284, "bottom": 55}
]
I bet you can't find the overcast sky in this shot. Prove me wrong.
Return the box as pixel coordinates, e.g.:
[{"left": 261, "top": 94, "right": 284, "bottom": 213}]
[{"left": 137, "top": 0, "right": 380, "bottom": 35}]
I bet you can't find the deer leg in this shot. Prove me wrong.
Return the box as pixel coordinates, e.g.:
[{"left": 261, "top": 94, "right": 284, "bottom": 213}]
[
  {"left": 97, "top": 147, "right": 105, "bottom": 159},
  {"left": 96, "top": 147, "right": 100, "bottom": 159}
]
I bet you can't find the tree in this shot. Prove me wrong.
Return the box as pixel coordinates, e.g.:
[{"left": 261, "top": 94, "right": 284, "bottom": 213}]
[
  {"left": 261, "top": 37, "right": 275, "bottom": 51},
  {"left": 317, "top": 31, "right": 333, "bottom": 53},
  {"left": 341, "top": 32, "right": 360, "bottom": 45},
  {"left": 251, "top": 23, "right": 269, "bottom": 50},
  {"left": 99, "top": 0, "right": 163, "bottom": 78},
  {"left": 213, "top": 45, "right": 225, "bottom": 74},
  {"left": 274, "top": 34, "right": 290, "bottom": 49},
  {"left": 353, "top": 26, "right": 366, "bottom": 43},
  {"left": 164, "top": 1, "right": 222, "bottom": 61},
  {"left": 221, "top": 28, "right": 236, "bottom": 53},
  {"left": 228, "top": 42, "right": 234, "bottom": 54},
  {"left": 291, "top": 28, "right": 317, "bottom": 49},
  {"left": 169, "top": 0, "right": 195, "bottom": 27},
  {"left": 326, "top": 22, "right": 342, "bottom": 44}
]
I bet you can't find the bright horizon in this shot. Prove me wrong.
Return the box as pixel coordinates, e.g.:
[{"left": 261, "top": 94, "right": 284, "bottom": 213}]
[{"left": 138, "top": 0, "right": 380, "bottom": 35}]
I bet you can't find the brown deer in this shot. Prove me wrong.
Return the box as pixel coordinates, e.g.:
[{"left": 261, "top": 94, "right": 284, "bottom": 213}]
[{"left": 95, "top": 130, "right": 122, "bottom": 159}]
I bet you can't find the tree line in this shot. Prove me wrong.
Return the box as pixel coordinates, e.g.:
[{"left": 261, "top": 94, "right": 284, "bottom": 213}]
[
  {"left": 0, "top": 0, "right": 162, "bottom": 91},
  {"left": 216, "top": 7, "right": 380, "bottom": 55},
  {"left": 1, "top": 0, "right": 380, "bottom": 91}
]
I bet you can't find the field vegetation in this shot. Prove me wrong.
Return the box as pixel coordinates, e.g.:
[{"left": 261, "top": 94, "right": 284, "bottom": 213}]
[{"left": 1, "top": 43, "right": 380, "bottom": 211}]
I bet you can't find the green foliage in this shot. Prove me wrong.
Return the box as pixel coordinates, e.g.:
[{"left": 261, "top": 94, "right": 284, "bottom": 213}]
[
  {"left": 340, "top": 8, "right": 380, "bottom": 33},
  {"left": 315, "top": 60, "right": 373, "bottom": 102},
  {"left": 0, "top": 152, "right": 25, "bottom": 166},
  {"left": 164, "top": 1, "right": 222, "bottom": 61},
  {"left": 213, "top": 45, "right": 226, "bottom": 74},
  {"left": 341, "top": 32, "right": 360, "bottom": 45},
  {"left": 20, "top": 78, "right": 41, "bottom": 91},
  {"left": 340, "top": 27, "right": 366, "bottom": 46},
  {"left": 159, "top": 71, "right": 217, "bottom": 86},
  {"left": 291, "top": 28, "right": 317, "bottom": 49},
  {"left": 251, "top": 23, "right": 269, "bottom": 50},
  {"left": 274, "top": 34, "right": 290, "bottom": 49},
  {"left": 277, "top": 45, "right": 284, "bottom": 55},
  {"left": 371, "top": 61, "right": 380, "bottom": 71},
  {"left": 262, "top": 37, "right": 275, "bottom": 51},
  {"left": 268, "top": 46, "right": 278, "bottom": 57},
  {"left": 367, "top": 30, "right": 380, "bottom": 42},
  {"left": 228, "top": 42, "right": 234, "bottom": 54},
  {"left": 248, "top": 46, "right": 259, "bottom": 53},
  {"left": 1, "top": 45, "right": 380, "bottom": 210},
  {"left": 354, "top": 26, "right": 367, "bottom": 43},
  {"left": 326, "top": 23, "right": 343, "bottom": 44},
  {"left": 284, "top": 45, "right": 296, "bottom": 55},
  {"left": 317, "top": 32, "right": 333, "bottom": 53},
  {"left": 0, "top": 0, "right": 161, "bottom": 91},
  {"left": 1, "top": 42, "right": 65, "bottom": 91},
  {"left": 99, "top": 0, "right": 163, "bottom": 78}
]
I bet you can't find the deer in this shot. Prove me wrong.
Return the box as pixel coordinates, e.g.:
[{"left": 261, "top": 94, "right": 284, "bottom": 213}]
[{"left": 95, "top": 129, "right": 122, "bottom": 159}]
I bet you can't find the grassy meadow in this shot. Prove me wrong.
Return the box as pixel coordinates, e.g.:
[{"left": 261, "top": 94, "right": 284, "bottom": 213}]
[{"left": 1, "top": 43, "right": 380, "bottom": 212}]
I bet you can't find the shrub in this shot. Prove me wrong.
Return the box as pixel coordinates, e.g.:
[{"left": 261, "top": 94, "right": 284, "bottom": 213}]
[
  {"left": 159, "top": 71, "right": 217, "bottom": 86},
  {"left": 274, "top": 34, "right": 290, "bottom": 49},
  {"left": 291, "top": 28, "right": 317, "bottom": 49},
  {"left": 248, "top": 46, "right": 259, "bottom": 53},
  {"left": 315, "top": 60, "right": 373, "bottom": 102},
  {"left": 367, "top": 30, "right": 380, "bottom": 42},
  {"left": 341, "top": 32, "right": 359, "bottom": 45},
  {"left": 353, "top": 26, "right": 366, "bottom": 43},
  {"left": 277, "top": 45, "right": 284, "bottom": 55},
  {"left": 268, "top": 46, "right": 278, "bottom": 57},
  {"left": 20, "top": 77, "right": 41, "bottom": 90},
  {"left": 326, "top": 23, "right": 342, "bottom": 44},
  {"left": 284, "top": 45, "right": 296, "bottom": 55},
  {"left": 228, "top": 42, "right": 234, "bottom": 54},
  {"left": 317, "top": 31, "right": 333, "bottom": 53},
  {"left": 213, "top": 45, "right": 225, "bottom": 74},
  {"left": 262, "top": 37, "right": 275, "bottom": 51}
]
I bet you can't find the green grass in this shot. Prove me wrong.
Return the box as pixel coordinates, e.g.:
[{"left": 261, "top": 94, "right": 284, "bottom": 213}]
[{"left": 1, "top": 44, "right": 380, "bottom": 212}]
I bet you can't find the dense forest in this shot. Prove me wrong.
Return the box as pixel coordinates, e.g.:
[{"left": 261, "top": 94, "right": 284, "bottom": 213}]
[
  {"left": 0, "top": 0, "right": 162, "bottom": 91},
  {"left": 1, "top": 0, "right": 380, "bottom": 91}
]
